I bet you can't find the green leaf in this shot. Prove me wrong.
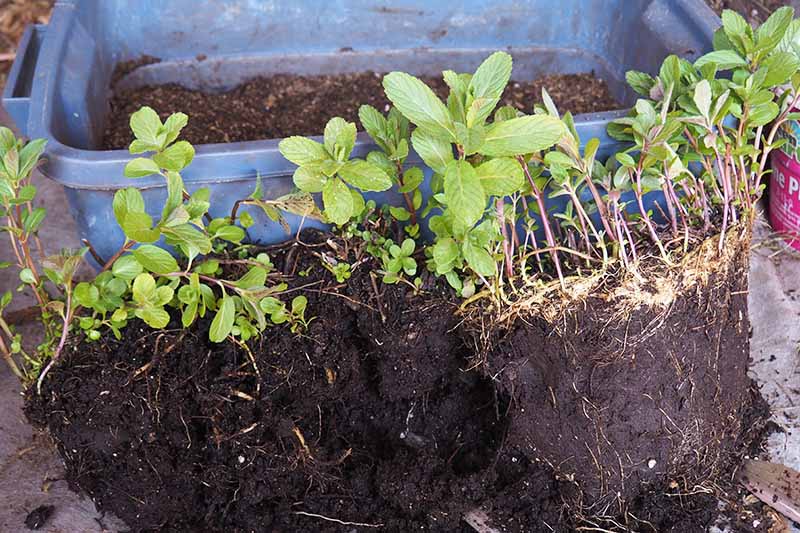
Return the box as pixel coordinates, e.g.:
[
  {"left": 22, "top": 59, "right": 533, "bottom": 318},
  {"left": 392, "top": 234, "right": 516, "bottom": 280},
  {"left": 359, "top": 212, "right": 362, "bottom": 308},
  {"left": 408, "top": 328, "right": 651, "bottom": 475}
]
[
  {"left": 694, "top": 50, "right": 747, "bottom": 71},
  {"left": 23, "top": 207, "right": 46, "bottom": 233},
  {"left": 755, "top": 6, "right": 794, "bottom": 53},
  {"left": 432, "top": 238, "right": 459, "bottom": 274},
  {"left": 132, "top": 272, "right": 157, "bottom": 303},
  {"left": 466, "top": 51, "right": 512, "bottom": 125},
  {"left": 235, "top": 266, "right": 267, "bottom": 289},
  {"left": 124, "top": 157, "right": 160, "bottom": 178},
  {"left": 761, "top": 51, "right": 800, "bottom": 86},
  {"left": 383, "top": 72, "right": 456, "bottom": 140},
  {"left": 74, "top": 282, "right": 99, "bottom": 307},
  {"left": 138, "top": 307, "right": 170, "bottom": 329},
  {"left": 399, "top": 167, "right": 424, "bottom": 193},
  {"left": 112, "top": 254, "right": 143, "bottom": 280},
  {"left": 358, "top": 105, "right": 389, "bottom": 150},
  {"left": 410, "top": 128, "right": 453, "bottom": 174},
  {"left": 322, "top": 177, "right": 353, "bottom": 225},
  {"left": 626, "top": 70, "right": 656, "bottom": 96},
  {"left": 121, "top": 212, "right": 160, "bottom": 243},
  {"left": 293, "top": 166, "right": 326, "bottom": 193},
  {"left": 479, "top": 115, "right": 564, "bottom": 157},
  {"left": 291, "top": 295, "right": 307, "bottom": 315},
  {"left": 161, "top": 171, "right": 185, "bottom": 222},
  {"left": 749, "top": 102, "right": 780, "bottom": 126},
  {"left": 323, "top": 117, "right": 357, "bottom": 161},
  {"left": 475, "top": 157, "right": 525, "bottom": 196},
  {"left": 214, "top": 225, "right": 246, "bottom": 243},
  {"left": 0, "top": 127, "right": 15, "bottom": 153},
  {"left": 721, "top": 9, "right": 752, "bottom": 54},
  {"left": 113, "top": 188, "right": 160, "bottom": 242},
  {"left": 693, "top": 79, "right": 712, "bottom": 118},
  {"left": 18, "top": 139, "right": 46, "bottom": 179},
  {"left": 462, "top": 241, "right": 495, "bottom": 277},
  {"left": 2, "top": 147, "right": 19, "bottom": 180},
  {"left": 455, "top": 122, "right": 486, "bottom": 154},
  {"left": 279, "top": 136, "right": 330, "bottom": 166},
  {"left": 163, "top": 112, "right": 188, "bottom": 146},
  {"left": 444, "top": 160, "right": 485, "bottom": 229},
  {"left": 390, "top": 206, "right": 410, "bottom": 221},
  {"left": 162, "top": 224, "right": 212, "bottom": 260},
  {"left": 240, "top": 211, "right": 254, "bottom": 228},
  {"left": 209, "top": 296, "right": 235, "bottom": 342},
  {"left": 470, "top": 51, "right": 512, "bottom": 100},
  {"left": 153, "top": 141, "right": 195, "bottom": 172},
  {"left": 19, "top": 268, "right": 35, "bottom": 284},
  {"left": 130, "top": 107, "right": 162, "bottom": 147},
  {"left": 338, "top": 160, "right": 392, "bottom": 191},
  {"left": 133, "top": 245, "right": 179, "bottom": 274}
]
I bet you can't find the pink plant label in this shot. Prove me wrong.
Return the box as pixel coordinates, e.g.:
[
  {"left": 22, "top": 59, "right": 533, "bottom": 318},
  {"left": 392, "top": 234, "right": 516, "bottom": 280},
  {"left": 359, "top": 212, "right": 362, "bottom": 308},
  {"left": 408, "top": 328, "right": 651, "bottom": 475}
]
[{"left": 770, "top": 119, "right": 800, "bottom": 251}]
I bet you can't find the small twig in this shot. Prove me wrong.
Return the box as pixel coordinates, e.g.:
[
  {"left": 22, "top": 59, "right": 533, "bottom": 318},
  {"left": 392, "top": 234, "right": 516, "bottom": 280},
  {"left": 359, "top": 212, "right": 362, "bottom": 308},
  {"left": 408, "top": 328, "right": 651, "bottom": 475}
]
[
  {"left": 81, "top": 238, "right": 106, "bottom": 266},
  {"left": 369, "top": 272, "right": 387, "bottom": 323},
  {"left": 292, "top": 510, "right": 383, "bottom": 528}
]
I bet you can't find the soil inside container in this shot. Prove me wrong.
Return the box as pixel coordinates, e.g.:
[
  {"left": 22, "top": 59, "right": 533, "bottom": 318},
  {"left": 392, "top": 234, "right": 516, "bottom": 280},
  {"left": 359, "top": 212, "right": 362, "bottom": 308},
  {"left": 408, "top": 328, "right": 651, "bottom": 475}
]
[
  {"left": 101, "top": 70, "right": 619, "bottom": 149},
  {"left": 26, "top": 228, "right": 777, "bottom": 533}
]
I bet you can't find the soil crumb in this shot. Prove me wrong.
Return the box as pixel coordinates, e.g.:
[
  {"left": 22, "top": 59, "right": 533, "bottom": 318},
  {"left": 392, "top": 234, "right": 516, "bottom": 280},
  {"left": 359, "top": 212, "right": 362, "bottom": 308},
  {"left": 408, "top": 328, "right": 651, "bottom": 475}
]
[{"left": 101, "top": 70, "right": 619, "bottom": 149}]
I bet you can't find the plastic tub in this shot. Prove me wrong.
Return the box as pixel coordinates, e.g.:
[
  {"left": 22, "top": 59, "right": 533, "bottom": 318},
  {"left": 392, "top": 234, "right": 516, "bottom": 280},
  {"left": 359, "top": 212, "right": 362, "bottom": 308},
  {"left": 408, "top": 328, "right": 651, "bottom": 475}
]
[{"left": 2, "top": 0, "right": 719, "bottom": 261}]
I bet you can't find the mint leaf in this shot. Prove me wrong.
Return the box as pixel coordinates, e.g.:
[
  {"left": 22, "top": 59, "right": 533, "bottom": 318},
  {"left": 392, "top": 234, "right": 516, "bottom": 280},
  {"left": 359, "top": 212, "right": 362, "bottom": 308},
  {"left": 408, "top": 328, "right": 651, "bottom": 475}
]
[
  {"left": 411, "top": 129, "right": 453, "bottom": 174},
  {"left": 124, "top": 157, "right": 160, "bottom": 178},
  {"left": 293, "top": 166, "right": 326, "bottom": 193},
  {"left": 358, "top": 105, "right": 389, "bottom": 151},
  {"left": 462, "top": 240, "right": 495, "bottom": 277},
  {"left": 163, "top": 112, "right": 188, "bottom": 146},
  {"left": 129, "top": 107, "right": 162, "bottom": 148},
  {"left": 469, "top": 51, "right": 513, "bottom": 100},
  {"left": 209, "top": 296, "right": 235, "bottom": 342},
  {"left": 112, "top": 254, "right": 143, "bottom": 280},
  {"left": 444, "top": 160, "right": 485, "bottom": 229},
  {"left": 755, "top": 6, "right": 793, "bottom": 54},
  {"left": 432, "top": 238, "right": 459, "bottom": 274},
  {"left": 323, "top": 117, "right": 357, "bottom": 161},
  {"left": 322, "top": 177, "right": 353, "bottom": 225},
  {"left": 133, "top": 245, "right": 179, "bottom": 274},
  {"left": 694, "top": 50, "right": 747, "bottom": 70},
  {"left": 479, "top": 115, "right": 564, "bottom": 157},
  {"left": 279, "top": 136, "right": 330, "bottom": 166},
  {"left": 383, "top": 72, "right": 456, "bottom": 140},
  {"left": 153, "top": 141, "right": 195, "bottom": 172},
  {"left": 467, "top": 51, "right": 512, "bottom": 126},
  {"left": 475, "top": 157, "right": 524, "bottom": 196},
  {"left": 338, "top": 160, "right": 392, "bottom": 191}
]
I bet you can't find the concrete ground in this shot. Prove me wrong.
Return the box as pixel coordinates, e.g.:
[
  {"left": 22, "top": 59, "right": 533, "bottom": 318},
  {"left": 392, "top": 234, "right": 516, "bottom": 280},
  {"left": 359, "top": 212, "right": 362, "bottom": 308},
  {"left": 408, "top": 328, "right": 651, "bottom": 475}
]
[{"left": 0, "top": 103, "right": 798, "bottom": 531}]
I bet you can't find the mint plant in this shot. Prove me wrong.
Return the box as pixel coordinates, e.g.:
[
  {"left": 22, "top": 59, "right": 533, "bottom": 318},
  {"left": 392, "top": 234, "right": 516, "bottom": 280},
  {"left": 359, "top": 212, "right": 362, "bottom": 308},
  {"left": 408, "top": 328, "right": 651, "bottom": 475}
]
[
  {"left": 358, "top": 104, "right": 425, "bottom": 236},
  {"left": 279, "top": 117, "right": 393, "bottom": 225},
  {"left": 382, "top": 51, "right": 565, "bottom": 294},
  {"left": 0, "top": 129, "right": 79, "bottom": 383}
]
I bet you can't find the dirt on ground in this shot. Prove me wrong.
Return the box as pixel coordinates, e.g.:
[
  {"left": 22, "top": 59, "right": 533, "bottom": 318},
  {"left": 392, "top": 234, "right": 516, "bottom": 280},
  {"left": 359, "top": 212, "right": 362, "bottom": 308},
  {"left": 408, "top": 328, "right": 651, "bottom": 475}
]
[
  {"left": 26, "top": 228, "right": 775, "bottom": 533},
  {"left": 101, "top": 71, "right": 619, "bottom": 149},
  {"left": 0, "top": 0, "right": 51, "bottom": 90}
]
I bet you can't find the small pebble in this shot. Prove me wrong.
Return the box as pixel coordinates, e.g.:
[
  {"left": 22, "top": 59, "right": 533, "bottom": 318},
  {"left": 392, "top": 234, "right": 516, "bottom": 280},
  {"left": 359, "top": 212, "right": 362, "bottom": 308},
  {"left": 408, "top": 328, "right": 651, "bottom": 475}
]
[{"left": 648, "top": 459, "right": 657, "bottom": 469}]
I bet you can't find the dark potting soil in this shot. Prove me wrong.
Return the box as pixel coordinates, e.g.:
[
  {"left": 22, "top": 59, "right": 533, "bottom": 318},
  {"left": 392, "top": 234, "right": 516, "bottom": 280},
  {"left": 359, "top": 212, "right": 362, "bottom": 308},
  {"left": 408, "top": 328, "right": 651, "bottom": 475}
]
[
  {"left": 101, "top": 70, "right": 619, "bottom": 150},
  {"left": 26, "top": 230, "right": 774, "bottom": 532}
]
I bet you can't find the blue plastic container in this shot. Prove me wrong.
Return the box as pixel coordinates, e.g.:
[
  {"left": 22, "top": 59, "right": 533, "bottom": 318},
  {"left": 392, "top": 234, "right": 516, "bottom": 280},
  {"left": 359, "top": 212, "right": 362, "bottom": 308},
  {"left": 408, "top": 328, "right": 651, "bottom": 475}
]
[{"left": 2, "top": 0, "right": 719, "bottom": 261}]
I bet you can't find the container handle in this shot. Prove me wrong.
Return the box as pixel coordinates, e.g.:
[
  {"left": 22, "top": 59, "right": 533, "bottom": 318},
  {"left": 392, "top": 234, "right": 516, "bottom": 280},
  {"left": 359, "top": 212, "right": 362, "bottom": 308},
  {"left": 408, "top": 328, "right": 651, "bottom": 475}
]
[{"left": 2, "top": 24, "right": 47, "bottom": 136}]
